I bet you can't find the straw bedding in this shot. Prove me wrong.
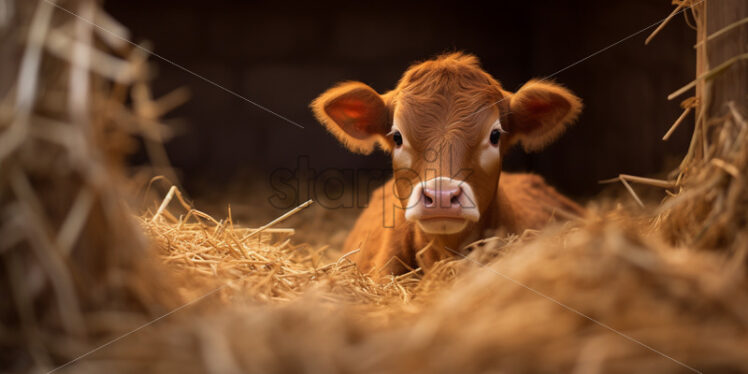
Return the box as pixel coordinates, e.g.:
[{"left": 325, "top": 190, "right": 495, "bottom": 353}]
[{"left": 1, "top": 1, "right": 747, "bottom": 373}]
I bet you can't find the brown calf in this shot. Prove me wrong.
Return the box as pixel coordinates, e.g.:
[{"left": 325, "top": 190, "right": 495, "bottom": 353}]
[{"left": 312, "top": 53, "right": 584, "bottom": 275}]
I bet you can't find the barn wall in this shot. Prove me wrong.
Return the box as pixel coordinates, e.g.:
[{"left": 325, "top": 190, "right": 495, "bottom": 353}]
[{"left": 105, "top": 0, "right": 696, "bottom": 198}]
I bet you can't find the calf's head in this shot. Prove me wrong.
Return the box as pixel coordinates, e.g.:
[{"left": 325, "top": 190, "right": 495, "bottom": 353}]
[{"left": 312, "top": 53, "right": 581, "bottom": 235}]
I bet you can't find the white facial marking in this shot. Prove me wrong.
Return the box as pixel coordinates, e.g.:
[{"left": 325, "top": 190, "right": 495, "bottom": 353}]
[
  {"left": 478, "top": 118, "right": 504, "bottom": 171},
  {"left": 391, "top": 123, "right": 412, "bottom": 167},
  {"left": 404, "top": 177, "right": 480, "bottom": 235},
  {"left": 416, "top": 219, "right": 468, "bottom": 235},
  {"left": 493, "top": 117, "right": 506, "bottom": 135}
]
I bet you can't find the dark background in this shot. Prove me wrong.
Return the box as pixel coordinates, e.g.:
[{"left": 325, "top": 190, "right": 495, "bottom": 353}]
[{"left": 106, "top": 0, "right": 696, "bottom": 199}]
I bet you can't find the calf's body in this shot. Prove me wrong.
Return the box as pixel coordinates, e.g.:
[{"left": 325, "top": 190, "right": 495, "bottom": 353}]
[{"left": 311, "top": 53, "right": 585, "bottom": 275}]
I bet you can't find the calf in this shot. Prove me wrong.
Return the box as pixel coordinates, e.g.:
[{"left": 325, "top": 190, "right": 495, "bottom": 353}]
[{"left": 312, "top": 53, "right": 584, "bottom": 275}]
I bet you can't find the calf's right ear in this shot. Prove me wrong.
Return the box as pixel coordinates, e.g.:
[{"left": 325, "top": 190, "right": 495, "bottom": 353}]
[
  {"left": 311, "top": 81, "right": 391, "bottom": 154},
  {"left": 505, "top": 80, "right": 582, "bottom": 152}
]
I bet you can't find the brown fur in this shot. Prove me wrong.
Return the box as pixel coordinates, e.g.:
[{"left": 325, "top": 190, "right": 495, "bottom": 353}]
[
  {"left": 345, "top": 174, "right": 585, "bottom": 275},
  {"left": 311, "top": 52, "right": 585, "bottom": 275}
]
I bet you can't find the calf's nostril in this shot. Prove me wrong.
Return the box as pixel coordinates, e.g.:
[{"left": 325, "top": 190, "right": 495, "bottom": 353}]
[
  {"left": 424, "top": 195, "right": 434, "bottom": 206},
  {"left": 450, "top": 187, "right": 462, "bottom": 206}
]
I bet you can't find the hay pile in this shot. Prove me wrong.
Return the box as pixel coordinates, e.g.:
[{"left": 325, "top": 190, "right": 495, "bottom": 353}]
[
  {"left": 0, "top": 1, "right": 179, "bottom": 372},
  {"left": 107, "top": 208, "right": 746, "bottom": 374},
  {"left": 2, "top": 1, "right": 748, "bottom": 373},
  {"left": 657, "top": 97, "right": 748, "bottom": 251},
  {"left": 654, "top": 0, "right": 748, "bottom": 253}
]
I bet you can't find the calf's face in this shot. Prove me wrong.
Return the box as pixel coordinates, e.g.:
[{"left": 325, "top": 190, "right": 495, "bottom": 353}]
[{"left": 312, "top": 54, "right": 581, "bottom": 235}]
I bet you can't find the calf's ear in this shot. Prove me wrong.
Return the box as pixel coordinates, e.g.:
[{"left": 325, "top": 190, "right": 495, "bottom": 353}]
[
  {"left": 505, "top": 80, "right": 582, "bottom": 152},
  {"left": 311, "top": 81, "right": 391, "bottom": 154}
]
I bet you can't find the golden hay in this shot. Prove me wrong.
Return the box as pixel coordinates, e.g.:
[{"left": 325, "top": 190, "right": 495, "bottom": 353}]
[
  {"left": 1, "top": 1, "right": 178, "bottom": 372},
  {"left": 86, "top": 209, "right": 748, "bottom": 373},
  {"left": 657, "top": 99, "right": 748, "bottom": 251},
  {"left": 2, "top": 1, "right": 748, "bottom": 373},
  {"left": 653, "top": 0, "right": 748, "bottom": 253},
  {"left": 140, "top": 195, "right": 425, "bottom": 310}
]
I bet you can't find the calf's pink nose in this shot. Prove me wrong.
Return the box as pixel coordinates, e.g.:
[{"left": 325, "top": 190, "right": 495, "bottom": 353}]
[{"left": 422, "top": 185, "right": 462, "bottom": 209}]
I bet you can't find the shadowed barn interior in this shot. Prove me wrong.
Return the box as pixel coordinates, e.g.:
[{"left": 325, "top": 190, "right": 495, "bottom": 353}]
[{"left": 104, "top": 0, "right": 696, "bottom": 202}]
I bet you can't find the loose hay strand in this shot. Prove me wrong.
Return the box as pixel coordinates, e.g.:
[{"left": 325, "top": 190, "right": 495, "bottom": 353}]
[
  {"left": 663, "top": 106, "right": 693, "bottom": 140},
  {"left": 241, "top": 199, "right": 314, "bottom": 242}
]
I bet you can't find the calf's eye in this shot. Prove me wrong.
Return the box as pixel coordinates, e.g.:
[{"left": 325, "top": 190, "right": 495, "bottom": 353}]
[
  {"left": 489, "top": 129, "right": 501, "bottom": 145},
  {"left": 393, "top": 131, "right": 403, "bottom": 147}
]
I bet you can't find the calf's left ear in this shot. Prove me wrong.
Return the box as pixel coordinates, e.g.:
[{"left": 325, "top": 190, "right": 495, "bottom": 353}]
[
  {"left": 505, "top": 80, "right": 582, "bottom": 152},
  {"left": 311, "top": 81, "right": 391, "bottom": 155}
]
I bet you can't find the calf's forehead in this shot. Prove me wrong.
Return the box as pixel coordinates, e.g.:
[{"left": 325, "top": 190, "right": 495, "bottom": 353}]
[{"left": 394, "top": 95, "right": 499, "bottom": 148}]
